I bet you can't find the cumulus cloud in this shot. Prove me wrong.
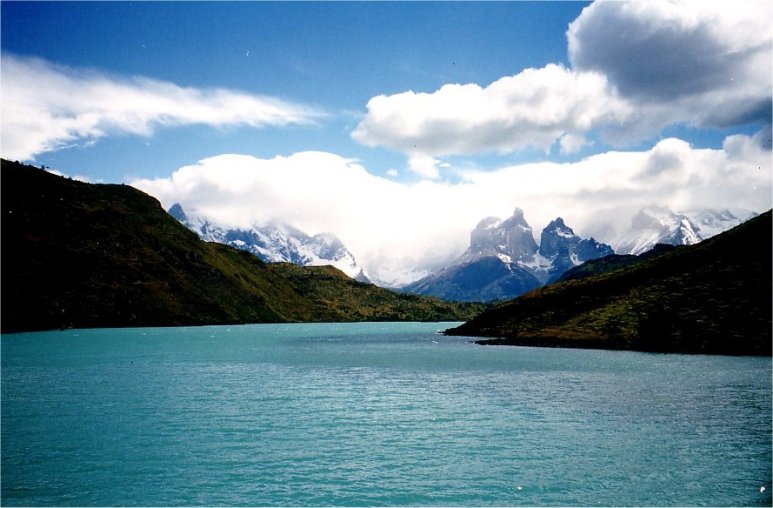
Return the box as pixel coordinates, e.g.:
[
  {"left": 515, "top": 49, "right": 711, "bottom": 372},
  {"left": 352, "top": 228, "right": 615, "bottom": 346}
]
[
  {"left": 131, "top": 134, "right": 771, "bottom": 285},
  {"left": 568, "top": 0, "right": 772, "bottom": 142},
  {"left": 353, "top": 0, "right": 772, "bottom": 170},
  {"left": 568, "top": 0, "right": 772, "bottom": 124},
  {"left": 352, "top": 64, "right": 629, "bottom": 174},
  {"left": 0, "top": 54, "right": 325, "bottom": 161}
]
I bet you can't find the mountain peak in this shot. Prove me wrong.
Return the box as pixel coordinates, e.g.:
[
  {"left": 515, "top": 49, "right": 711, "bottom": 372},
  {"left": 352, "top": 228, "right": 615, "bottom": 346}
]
[
  {"left": 462, "top": 207, "right": 538, "bottom": 264},
  {"left": 539, "top": 217, "right": 613, "bottom": 282},
  {"left": 617, "top": 205, "right": 702, "bottom": 255},
  {"left": 548, "top": 216, "right": 566, "bottom": 227},
  {"left": 168, "top": 203, "right": 187, "bottom": 222},
  {"left": 543, "top": 217, "right": 574, "bottom": 235},
  {"left": 501, "top": 207, "right": 529, "bottom": 229}
]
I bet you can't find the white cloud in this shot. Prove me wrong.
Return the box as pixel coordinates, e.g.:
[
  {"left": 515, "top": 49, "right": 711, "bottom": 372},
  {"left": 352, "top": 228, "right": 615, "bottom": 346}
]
[
  {"left": 352, "top": 64, "right": 630, "bottom": 173},
  {"left": 352, "top": 0, "right": 771, "bottom": 168},
  {"left": 0, "top": 54, "right": 325, "bottom": 161},
  {"left": 407, "top": 154, "right": 452, "bottom": 179},
  {"left": 558, "top": 133, "right": 591, "bottom": 155},
  {"left": 131, "top": 134, "right": 771, "bottom": 285}
]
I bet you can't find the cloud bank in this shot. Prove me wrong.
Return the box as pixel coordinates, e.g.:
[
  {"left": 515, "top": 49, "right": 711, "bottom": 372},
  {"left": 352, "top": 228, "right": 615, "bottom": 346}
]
[
  {"left": 353, "top": 0, "right": 772, "bottom": 175},
  {"left": 0, "top": 54, "right": 325, "bottom": 161},
  {"left": 131, "top": 132, "right": 771, "bottom": 285}
]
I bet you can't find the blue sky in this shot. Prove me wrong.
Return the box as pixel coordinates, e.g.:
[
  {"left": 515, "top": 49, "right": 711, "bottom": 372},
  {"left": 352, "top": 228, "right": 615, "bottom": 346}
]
[
  {"left": 2, "top": 1, "right": 587, "bottom": 180},
  {"left": 2, "top": 1, "right": 771, "bottom": 284}
]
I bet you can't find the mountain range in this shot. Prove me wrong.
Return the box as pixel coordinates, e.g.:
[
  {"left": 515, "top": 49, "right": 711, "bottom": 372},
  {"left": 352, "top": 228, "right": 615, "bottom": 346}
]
[
  {"left": 446, "top": 210, "right": 772, "bottom": 355},
  {"left": 403, "top": 208, "right": 613, "bottom": 302},
  {"left": 168, "top": 198, "right": 755, "bottom": 302},
  {"left": 403, "top": 205, "right": 756, "bottom": 303},
  {"left": 169, "top": 203, "right": 368, "bottom": 282},
  {"left": 0, "top": 160, "right": 482, "bottom": 333},
  {"left": 614, "top": 205, "right": 756, "bottom": 255}
]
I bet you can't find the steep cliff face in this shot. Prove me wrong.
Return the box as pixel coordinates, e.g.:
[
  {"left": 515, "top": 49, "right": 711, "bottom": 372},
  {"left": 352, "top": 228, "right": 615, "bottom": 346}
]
[
  {"left": 405, "top": 208, "right": 614, "bottom": 302},
  {"left": 539, "top": 218, "right": 614, "bottom": 283},
  {"left": 462, "top": 208, "right": 539, "bottom": 264}
]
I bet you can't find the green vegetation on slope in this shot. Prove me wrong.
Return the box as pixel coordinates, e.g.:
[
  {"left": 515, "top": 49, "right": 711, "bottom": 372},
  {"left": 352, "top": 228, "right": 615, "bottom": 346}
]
[
  {"left": 446, "top": 211, "right": 772, "bottom": 355},
  {"left": 268, "top": 262, "right": 477, "bottom": 321},
  {"left": 1, "top": 160, "right": 483, "bottom": 333}
]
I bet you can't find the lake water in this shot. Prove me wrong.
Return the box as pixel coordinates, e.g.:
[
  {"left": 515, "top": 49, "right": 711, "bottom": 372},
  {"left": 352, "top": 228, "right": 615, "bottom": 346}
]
[{"left": 2, "top": 322, "right": 771, "bottom": 506}]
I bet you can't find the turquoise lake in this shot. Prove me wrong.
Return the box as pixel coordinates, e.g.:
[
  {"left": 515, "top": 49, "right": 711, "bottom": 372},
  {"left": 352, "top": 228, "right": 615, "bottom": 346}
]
[{"left": 2, "top": 322, "right": 771, "bottom": 506}]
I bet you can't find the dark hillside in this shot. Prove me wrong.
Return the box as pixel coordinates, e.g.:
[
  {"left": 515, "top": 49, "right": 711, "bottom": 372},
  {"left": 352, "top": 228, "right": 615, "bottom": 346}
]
[
  {"left": 556, "top": 244, "right": 680, "bottom": 282},
  {"left": 446, "top": 211, "right": 772, "bottom": 355},
  {"left": 1, "top": 160, "right": 482, "bottom": 332}
]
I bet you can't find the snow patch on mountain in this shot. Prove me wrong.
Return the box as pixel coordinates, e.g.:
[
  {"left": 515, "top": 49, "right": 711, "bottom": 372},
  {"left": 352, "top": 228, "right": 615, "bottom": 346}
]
[
  {"left": 614, "top": 205, "right": 757, "bottom": 255},
  {"left": 686, "top": 208, "right": 758, "bottom": 240},
  {"left": 168, "top": 203, "right": 367, "bottom": 281}
]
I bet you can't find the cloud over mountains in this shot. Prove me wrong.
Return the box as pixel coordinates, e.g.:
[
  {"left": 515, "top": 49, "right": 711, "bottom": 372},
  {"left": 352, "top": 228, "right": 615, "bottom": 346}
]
[{"left": 132, "top": 132, "right": 771, "bottom": 284}]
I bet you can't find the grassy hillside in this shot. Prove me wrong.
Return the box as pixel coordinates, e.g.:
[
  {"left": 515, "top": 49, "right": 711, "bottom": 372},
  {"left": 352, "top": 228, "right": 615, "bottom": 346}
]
[
  {"left": 446, "top": 211, "right": 772, "bottom": 355},
  {"left": 1, "top": 160, "right": 482, "bottom": 333}
]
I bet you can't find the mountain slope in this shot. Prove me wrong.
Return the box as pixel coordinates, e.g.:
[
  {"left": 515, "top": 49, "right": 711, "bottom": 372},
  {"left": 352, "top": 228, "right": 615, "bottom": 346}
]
[
  {"left": 446, "top": 211, "right": 772, "bottom": 355},
  {"left": 1, "top": 160, "right": 481, "bottom": 333},
  {"left": 404, "top": 256, "right": 542, "bottom": 303}
]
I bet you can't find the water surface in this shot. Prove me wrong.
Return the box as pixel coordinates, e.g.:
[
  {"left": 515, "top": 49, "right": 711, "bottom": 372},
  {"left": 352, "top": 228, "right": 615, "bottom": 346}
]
[{"left": 2, "top": 322, "right": 770, "bottom": 506}]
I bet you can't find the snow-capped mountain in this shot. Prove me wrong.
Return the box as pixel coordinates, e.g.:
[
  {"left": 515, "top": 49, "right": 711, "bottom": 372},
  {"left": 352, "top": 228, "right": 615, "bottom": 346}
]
[
  {"left": 460, "top": 208, "right": 539, "bottom": 264},
  {"left": 404, "top": 208, "right": 614, "bottom": 302},
  {"left": 168, "top": 204, "right": 367, "bottom": 281},
  {"left": 685, "top": 208, "right": 758, "bottom": 240},
  {"left": 615, "top": 205, "right": 757, "bottom": 255},
  {"left": 539, "top": 217, "right": 615, "bottom": 283}
]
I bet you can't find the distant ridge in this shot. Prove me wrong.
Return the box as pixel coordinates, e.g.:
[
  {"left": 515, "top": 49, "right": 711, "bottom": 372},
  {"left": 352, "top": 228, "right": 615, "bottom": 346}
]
[
  {"left": 446, "top": 211, "right": 772, "bottom": 355},
  {"left": 1, "top": 160, "right": 482, "bottom": 333}
]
